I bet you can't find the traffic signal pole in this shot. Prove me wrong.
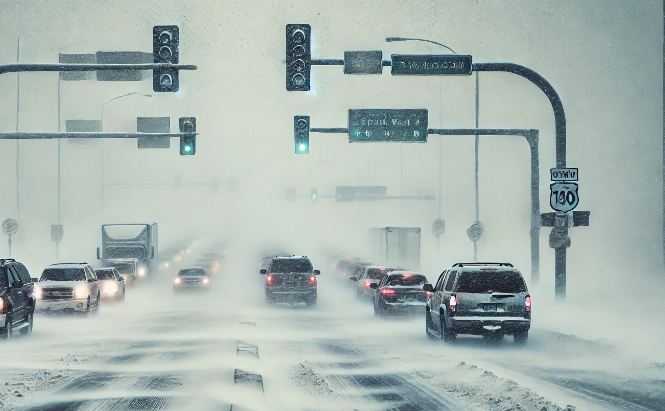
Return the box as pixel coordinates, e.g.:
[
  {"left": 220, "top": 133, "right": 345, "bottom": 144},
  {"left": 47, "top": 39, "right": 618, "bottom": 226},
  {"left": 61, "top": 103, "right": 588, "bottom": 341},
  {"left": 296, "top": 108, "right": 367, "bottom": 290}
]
[
  {"left": 305, "top": 124, "right": 541, "bottom": 282},
  {"left": 0, "top": 63, "right": 196, "bottom": 76}
]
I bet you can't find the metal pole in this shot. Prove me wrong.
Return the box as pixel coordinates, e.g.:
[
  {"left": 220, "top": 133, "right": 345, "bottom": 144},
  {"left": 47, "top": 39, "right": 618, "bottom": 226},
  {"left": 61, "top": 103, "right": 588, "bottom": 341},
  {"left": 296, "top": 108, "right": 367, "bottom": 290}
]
[
  {"left": 473, "top": 72, "right": 480, "bottom": 262},
  {"left": 662, "top": 0, "right": 664, "bottom": 272},
  {"left": 56, "top": 65, "right": 61, "bottom": 261},
  {"left": 15, "top": 38, "right": 20, "bottom": 221},
  {"left": 526, "top": 132, "right": 540, "bottom": 283}
]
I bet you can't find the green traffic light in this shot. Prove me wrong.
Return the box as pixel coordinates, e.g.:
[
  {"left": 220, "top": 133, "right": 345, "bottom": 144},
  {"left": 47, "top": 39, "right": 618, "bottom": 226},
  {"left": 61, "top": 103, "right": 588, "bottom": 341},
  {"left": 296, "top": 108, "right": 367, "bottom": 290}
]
[
  {"left": 184, "top": 145, "right": 192, "bottom": 153},
  {"left": 298, "top": 143, "right": 307, "bottom": 152}
]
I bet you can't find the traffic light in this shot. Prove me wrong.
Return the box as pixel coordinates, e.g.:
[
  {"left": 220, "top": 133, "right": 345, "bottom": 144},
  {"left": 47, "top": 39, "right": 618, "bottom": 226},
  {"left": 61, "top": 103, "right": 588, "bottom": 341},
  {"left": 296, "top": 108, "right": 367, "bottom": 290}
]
[
  {"left": 153, "top": 25, "right": 179, "bottom": 92},
  {"left": 179, "top": 117, "right": 196, "bottom": 155},
  {"left": 310, "top": 188, "right": 318, "bottom": 202},
  {"left": 293, "top": 115, "right": 310, "bottom": 154},
  {"left": 286, "top": 24, "right": 311, "bottom": 91}
]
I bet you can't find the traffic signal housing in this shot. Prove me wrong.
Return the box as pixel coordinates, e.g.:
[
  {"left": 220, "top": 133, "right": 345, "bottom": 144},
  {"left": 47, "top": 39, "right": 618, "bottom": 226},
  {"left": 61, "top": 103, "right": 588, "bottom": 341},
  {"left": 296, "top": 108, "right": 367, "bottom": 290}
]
[
  {"left": 310, "top": 188, "right": 318, "bottom": 202},
  {"left": 294, "top": 115, "right": 310, "bottom": 154},
  {"left": 179, "top": 117, "right": 196, "bottom": 155},
  {"left": 153, "top": 25, "right": 179, "bottom": 92},
  {"left": 286, "top": 24, "right": 311, "bottom": 91}
]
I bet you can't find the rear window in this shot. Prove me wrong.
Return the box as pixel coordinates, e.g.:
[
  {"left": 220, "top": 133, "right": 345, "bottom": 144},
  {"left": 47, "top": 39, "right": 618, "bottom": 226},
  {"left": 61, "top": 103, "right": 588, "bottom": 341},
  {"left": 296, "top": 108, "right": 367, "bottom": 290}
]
[
  {"left": 385, "top": 274, "right": 427, "bottom": 287},
  {"left": 96, "top": 270, "right": 115, "bottom": 280},
  {"left": 179, "top": 269, "right": 206, "bottom": 276},
  {"left": 367, "top": 268, "right": 393, "bottom": 279},
  {"left": 270, "top": 259, "right": 312, "bottom": 273},
  {"left": 40, "top": 268, "right": 86, "bottom": 282},
  {"left": 455, "top": 271, "right": 526, "bottom": 293}
]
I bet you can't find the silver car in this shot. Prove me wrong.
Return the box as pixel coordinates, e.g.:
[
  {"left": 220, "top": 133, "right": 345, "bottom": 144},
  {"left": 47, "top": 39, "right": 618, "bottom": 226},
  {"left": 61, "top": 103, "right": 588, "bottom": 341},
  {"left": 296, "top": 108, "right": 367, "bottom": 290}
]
[
  {"left": 35, "top": 263, "right": 101, "bottom": 314},
  {"left": 424, "top": 263, "right": 531, "bottom": 344}
]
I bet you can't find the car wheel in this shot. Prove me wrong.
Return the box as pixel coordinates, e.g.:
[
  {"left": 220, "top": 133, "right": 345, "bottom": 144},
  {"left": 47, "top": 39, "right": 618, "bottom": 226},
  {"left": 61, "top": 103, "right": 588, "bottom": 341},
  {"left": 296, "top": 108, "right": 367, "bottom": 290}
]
[
  {"left": 20, "top": 311, "right": 33, "bottom": 336},
  {"left": 425, "top": 310, "right": 436, "bottom": 340},
  {"left": 513, "top": 331, "right": 529, "bottom": 345},
  {"left": 305, "top": 295, "right": 317, "bottom": 307},
  {"left": 1, "top": 314, "right": 13, "bottom": 340},
  {"left": 440, "top": 316, "right": 456, "bottom": 343}
]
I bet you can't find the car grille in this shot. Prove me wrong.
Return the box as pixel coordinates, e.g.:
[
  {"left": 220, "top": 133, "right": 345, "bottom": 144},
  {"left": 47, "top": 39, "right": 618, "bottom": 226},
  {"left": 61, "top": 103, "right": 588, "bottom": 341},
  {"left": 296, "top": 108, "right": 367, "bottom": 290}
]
[{"left": 42, "top": 287, "right": 73, "bottom": 301}]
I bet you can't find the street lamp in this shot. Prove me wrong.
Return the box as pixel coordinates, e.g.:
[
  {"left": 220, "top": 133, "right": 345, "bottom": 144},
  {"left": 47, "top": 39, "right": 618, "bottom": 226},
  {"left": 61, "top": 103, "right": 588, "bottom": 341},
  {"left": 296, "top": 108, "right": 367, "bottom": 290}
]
[{"left": 99, "top": 92, "right": 152, "bottom": 218}]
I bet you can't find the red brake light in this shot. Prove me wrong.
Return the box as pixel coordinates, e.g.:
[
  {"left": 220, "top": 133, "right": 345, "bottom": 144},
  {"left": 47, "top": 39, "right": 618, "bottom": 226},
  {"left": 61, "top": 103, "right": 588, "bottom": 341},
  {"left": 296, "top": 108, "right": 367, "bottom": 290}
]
[
  {"left": 424, "top": 291, "right": 432, "bottom": 298},
  {"left": 449, "top": 294, "right": 457, "bottom": 312},
  {"left": 525, "top": 295, "right": 532, "bottom": 312},
  {"left": 364, "top": 280, "right": 371, "bottom": 289},
  {"left": 266, "top": 275, "right": 274, "bottom": 286},
  {"left": 380, "top": 288, "right": 396, "bottom": 296},
  {"left": 309, "top": 275, "right": 317, "bottom": 286}
]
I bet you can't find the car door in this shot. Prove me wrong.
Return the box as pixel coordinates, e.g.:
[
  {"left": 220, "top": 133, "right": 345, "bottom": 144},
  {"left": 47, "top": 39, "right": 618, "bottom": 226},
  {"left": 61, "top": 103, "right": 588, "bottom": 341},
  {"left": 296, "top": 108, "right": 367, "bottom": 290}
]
[
  {"left": 113, "top": 269, "right": 124, "bottom": 292},
  {"left": 430, "top": 270, "right": 447, "bottom": 323},
  {"left": 441, "top": 270, "right": 458, "bottom": 327},
  {"left": 15, "top": 263, "right": 35, "bottom": 310},
  {"left": 87, "top": 267, "right": 99, "bottom": 303},
  {"left": 7, "top": 265, "right": 27, "bottom": 322}
]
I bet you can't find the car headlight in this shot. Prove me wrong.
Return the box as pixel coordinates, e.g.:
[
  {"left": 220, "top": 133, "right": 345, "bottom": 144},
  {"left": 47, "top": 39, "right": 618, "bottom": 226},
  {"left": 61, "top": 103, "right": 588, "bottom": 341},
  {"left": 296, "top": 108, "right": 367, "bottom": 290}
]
[
  {"left": 137, "top": 267, "right": 147, "bottom": 277},
  {"left": 202, "top": 276, "right": 210, "bottom": 285},
  {"left": 103, "top": 282, "right": 118, "bottom": 296},
  {"left": 34, "top": 286, "right": 42, "bottom": 300},
  {"left": 74, "top": 284, "right": 89, "bottom": 299},
  {"left": 173, "top": 277, "right": 182, "bottom": 285}
]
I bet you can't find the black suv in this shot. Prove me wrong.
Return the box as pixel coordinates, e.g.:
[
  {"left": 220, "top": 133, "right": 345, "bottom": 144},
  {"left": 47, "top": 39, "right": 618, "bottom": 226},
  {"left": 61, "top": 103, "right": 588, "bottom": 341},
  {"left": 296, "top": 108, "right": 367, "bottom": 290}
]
[
  {"left": 1, "top": 258, "right": 36, "bottom": 339},
  {"left": 261, "top": 256, "right": 320, "bottom": 306},
  {"left": 425, "top": 263, "right": 531, "bottom": 344}
]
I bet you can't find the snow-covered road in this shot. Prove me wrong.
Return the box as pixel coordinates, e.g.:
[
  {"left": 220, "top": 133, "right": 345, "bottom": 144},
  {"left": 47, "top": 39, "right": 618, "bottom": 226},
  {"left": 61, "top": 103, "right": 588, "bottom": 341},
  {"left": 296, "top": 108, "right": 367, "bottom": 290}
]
[{"left": 2, "top": 251, "right": 664, "bottom": 411}]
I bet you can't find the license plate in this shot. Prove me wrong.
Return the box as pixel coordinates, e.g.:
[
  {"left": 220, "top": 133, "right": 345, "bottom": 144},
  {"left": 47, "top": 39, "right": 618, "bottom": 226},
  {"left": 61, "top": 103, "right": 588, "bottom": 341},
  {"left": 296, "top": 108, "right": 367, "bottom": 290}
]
[{"left": 483, "top": 304, "right": 497, "bottom": 311}]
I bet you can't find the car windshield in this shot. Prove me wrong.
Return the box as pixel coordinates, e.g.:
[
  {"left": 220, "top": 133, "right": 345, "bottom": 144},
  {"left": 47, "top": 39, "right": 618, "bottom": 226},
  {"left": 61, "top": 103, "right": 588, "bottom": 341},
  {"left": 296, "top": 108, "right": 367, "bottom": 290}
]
[
  {"left": 455, "top": 271, "right": 527, "bottom": 293},
  {"left": 179, "top": 269, "right": 205, "bottom": 277},
  {"left": 96, "top": 270, "right": 115, "bottom": 280},
  {"left": 385, "top": 274, "right": 427, "bottom": 287},
  {"left": 40, "top": 268, "right": 86, "bottom": 282},
  {"left": 367, "top": 268, "right": 393, "bottom": 279},
  {"left": 270, "top": 259, "right": 312, "bottom": 273}
]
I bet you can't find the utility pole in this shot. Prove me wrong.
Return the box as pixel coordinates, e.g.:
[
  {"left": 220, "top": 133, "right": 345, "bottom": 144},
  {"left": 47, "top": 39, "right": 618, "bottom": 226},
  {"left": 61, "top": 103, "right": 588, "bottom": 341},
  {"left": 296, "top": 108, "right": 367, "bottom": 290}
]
[
  {"left": 15, "top": 38, "right": 20, "bottom": 222},
  {"left": 56, "top": 62, "right": 62, "bottom": 261}
]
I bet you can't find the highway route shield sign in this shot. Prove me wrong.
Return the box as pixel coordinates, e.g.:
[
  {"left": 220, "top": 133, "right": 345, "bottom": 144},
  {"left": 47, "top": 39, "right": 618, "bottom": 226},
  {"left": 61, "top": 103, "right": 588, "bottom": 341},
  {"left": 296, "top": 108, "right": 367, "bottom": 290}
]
[{"left": 550, "top": 182, "right": 579, "bottom": 213}]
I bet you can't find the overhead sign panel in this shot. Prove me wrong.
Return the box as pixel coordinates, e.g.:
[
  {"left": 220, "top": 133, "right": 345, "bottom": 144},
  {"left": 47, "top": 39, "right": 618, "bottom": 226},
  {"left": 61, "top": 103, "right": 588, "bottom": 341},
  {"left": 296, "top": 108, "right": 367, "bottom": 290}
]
[
  {"left": 348, "top": 109, "right": 428, "bottom": 142},
  {"left": 344, "top": 51, "right": 383, "bottom": 74},
  {"left": 391, "top": 54, "right": 472, "bottom": 76},
  {"left": 96, "top": 51, "right": 151, "bottom": 81},
  {"left": 335, "top": 186, "right": 387, "bottom": 202},
  {"left": 137, "top": 117, "right": 170, "bottom": 148}
]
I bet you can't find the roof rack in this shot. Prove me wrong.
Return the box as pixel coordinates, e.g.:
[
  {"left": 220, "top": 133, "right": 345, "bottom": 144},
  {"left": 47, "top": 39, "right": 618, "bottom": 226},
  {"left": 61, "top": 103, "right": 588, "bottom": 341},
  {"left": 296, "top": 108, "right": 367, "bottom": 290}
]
[
  {"left": 453, "top": 262, "right": 513, "bottom": 268},
  {"left": 51, "top": 262, "right": 88, "bottom": 265},
  {"left": 0, "top": 258, "right": 16, "bottom": 263}
]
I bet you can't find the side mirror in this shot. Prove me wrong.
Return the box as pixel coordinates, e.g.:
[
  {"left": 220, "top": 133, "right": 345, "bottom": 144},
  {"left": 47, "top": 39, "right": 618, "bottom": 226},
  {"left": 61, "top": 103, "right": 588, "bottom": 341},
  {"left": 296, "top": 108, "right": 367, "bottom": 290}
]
[
  {"left": 260, "top": 269, "right": 267, "bottom": 275},
  {"left": 31, "top": 277, "right": 38, "bottom": 283},
  {"left": 369, "top": 283, "right": 378, "bottom": 289},
  {"left": 423, "top": 283, "right": 434, "bottom": 292},
  {"left": 96, "top": 247, "right": 101, "bottom": 260},
  {"left": 349, "top": 276, "right": 357, "bottom": 282},
  {"left": 313, "top": 270, "right": 321, "bottom": 275}
]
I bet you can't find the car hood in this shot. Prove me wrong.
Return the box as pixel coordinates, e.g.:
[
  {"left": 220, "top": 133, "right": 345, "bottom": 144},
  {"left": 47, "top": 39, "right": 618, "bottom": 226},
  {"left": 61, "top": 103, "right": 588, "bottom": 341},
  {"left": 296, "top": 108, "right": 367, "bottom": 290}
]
[{"left": 37, "top": 280, "right": 86, "bottom": 289}]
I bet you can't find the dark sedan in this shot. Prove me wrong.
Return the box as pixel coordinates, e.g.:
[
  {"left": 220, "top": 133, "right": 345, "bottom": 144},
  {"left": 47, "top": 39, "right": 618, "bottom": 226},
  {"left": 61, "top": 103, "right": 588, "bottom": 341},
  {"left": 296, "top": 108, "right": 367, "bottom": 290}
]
[{"left": 370, "top": 271, "right": 429, "bottom": 316}]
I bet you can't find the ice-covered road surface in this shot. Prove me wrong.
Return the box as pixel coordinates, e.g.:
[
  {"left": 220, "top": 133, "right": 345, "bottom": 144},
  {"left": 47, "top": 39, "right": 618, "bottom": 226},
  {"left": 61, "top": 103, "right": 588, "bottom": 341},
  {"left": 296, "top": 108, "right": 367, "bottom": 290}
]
[{"left": 2, "top": 251, "right": 664, "bottom": 411}]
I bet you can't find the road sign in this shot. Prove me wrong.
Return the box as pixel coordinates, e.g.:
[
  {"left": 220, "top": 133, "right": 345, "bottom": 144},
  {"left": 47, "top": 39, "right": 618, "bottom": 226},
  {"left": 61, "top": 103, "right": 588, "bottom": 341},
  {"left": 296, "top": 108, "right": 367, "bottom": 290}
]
[
  {"left": 335, "top": 186, "right": 387, "bottom": 202},
  {"left": 344, "top": 51, "right": 383, "bottom": 74},
  {"left": 550, "top": 168, "right": 578, "bottom": 181},
  {"left": 541, "top": 211, "right": 590, "bottom": 227},
  {"left": 51, "top": 224, "right": 64, "bottom": 242},
  {"left": 59, "top": 53, "right": 95, "bottom": 80},
  {"left": 137, "top": 117, "right": 171, "bottom": 148},
  {"left": 2, "top": 218, "right": 18, "bottom": 236},
  {"left": 348, "top": 109, "right": 428, "bottom": 143},
  {"left": 550, "top": 182, "right": 579, "bottom": 213},
  {"left": 432, "top": 218, "right": 445, "bottom": 236},
  {"left": 391, "top": 54, "right": 472, "bottom": 76},
  {"left": 96, "top": 51, "right": 151, "bottom": 81},
  {"left": 549, "top": 227, "right": 571, "bottom": 249},
  {"left": 466, "top": 221, "right": 484, "bottom": 242}
]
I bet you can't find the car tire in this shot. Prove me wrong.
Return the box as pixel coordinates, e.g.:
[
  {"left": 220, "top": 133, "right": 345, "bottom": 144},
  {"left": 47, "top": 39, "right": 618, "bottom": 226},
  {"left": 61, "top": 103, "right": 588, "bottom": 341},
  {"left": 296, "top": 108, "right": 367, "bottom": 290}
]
[
  {"left": 21, "top": 311, "right": 33, "bottom": 336},
  {"left": 513, "top": 331, "right": 529, "bottom": 345},
  {"left": 440, "top": 316, "right": 456, "bottom": 343},
  {"left": 305, "top": 296, "right": 317, "bottom": 307},
  {"left": 1, "top": 314, "right": 13, "bottom": 340},
  {"left": 425, "top": 310, "right": 436, "bottom": 340}
]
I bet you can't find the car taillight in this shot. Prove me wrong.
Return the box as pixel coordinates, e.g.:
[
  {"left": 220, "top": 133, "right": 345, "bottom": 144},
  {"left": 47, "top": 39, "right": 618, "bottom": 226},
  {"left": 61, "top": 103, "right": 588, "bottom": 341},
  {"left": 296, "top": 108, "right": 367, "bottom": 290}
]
[
  {"left": 0, "top": 298, "right": 4, "bottom": 312},
  {"left": 380, "top": 288, "right": 395, "bottom": 296},
  {"left": 525, "top": 295, "right": 532, "bottom": 312},
  {"left": 266, "top": 275, "right": 274, "bottom": 286},
  {"left": 309, "top": 275, "right": 317, "bottom": 286},
  {"left": 364, "top": 280, "right": 371, "bottom": 289},
  {"left": 449, "top": 294, "right": 457, "bottom": 312},
  {"left": 424, "top": 291, "right": 432, "bottom": 298}
]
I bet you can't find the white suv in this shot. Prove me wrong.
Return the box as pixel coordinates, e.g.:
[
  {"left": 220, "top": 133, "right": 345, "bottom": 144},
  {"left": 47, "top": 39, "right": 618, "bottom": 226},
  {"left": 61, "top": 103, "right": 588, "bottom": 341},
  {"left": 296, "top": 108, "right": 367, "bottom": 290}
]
[{"left": 35, "top": 263, "right": 101, "bottom": 314}]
